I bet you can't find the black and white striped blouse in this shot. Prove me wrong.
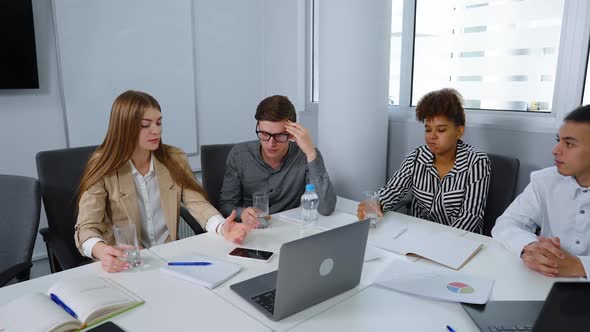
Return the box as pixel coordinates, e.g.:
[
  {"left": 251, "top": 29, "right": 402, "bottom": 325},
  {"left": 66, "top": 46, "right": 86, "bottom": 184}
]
[{"left": 378, "top": 140, "right": 491, "bottom": 233}]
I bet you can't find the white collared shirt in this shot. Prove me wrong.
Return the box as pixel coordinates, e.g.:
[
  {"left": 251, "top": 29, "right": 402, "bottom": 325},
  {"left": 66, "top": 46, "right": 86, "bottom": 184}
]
[
  {"left": 492, "top": 167, "right": 590, "bottom": 277},
  {"left": 129, "top": 156, "right": 168, "bottom": 248},
  {"left": 82, "top": 156, "right": 227, "bottom": 258}
]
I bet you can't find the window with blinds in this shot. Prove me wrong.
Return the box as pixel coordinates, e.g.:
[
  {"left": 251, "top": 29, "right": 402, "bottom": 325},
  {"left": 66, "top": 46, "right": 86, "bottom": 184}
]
[{"left": 412, "top": 0, "right": 564, "bottom": 112}]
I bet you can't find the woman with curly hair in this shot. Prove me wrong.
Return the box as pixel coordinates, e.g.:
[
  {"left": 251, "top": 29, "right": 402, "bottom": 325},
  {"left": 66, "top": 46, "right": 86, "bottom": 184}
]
[{"left": 358, "top": 88, "right": 491, "bottom": 233}]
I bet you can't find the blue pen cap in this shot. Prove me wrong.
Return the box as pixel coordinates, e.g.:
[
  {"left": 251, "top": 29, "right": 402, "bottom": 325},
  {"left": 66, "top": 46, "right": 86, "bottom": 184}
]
[{"left": 305, "top": 184, "right": 315, "bottom": 191}]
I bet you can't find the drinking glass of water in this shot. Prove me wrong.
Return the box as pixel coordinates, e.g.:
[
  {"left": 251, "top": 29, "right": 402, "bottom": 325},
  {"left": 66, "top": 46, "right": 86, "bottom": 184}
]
[
  {"left": 253, "top": 192, "right": 270, "bottom": 229},
  {"left": 113, "top": 222, "right": 142, "bottom": 268},
  {"left": 362, "top": 190, "right": 380, "bottom": 227}
]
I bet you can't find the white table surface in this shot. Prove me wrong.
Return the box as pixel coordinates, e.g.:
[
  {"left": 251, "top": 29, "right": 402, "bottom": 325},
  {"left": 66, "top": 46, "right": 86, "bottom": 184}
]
[
  {"left": 290, "top": 208, "right": 571, "bottom": 332},
  {"left": 0, "top": 196, "right": 574, "bottom": 332},
  {"left": 149, "top": 215, "right": 376, "bottom": 332},
  {"left": 0, "top": 250, "right": 270, "bottom": 331}
]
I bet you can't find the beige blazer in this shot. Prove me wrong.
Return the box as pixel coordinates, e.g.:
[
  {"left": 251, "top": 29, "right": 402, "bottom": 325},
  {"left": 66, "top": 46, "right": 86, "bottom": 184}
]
[{"left": 74, "top": 150, "right": 219, "bottom": 255}]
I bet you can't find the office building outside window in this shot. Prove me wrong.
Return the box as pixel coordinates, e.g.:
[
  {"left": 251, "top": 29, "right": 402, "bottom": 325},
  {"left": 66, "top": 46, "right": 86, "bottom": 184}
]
[{"left": 412, "top": 0, "right": 564, "bottom": 112}]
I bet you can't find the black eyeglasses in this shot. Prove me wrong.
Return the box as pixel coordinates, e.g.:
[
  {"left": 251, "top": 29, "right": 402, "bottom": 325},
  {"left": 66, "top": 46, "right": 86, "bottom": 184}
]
[{"left": 256, "top": 124, "right": 290, "bottom": 143}]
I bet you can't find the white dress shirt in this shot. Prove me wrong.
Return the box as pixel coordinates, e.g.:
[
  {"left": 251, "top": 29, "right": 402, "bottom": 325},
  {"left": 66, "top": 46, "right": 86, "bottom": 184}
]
[
  {"left": 130, "top": 157, "right": 168, "bottom": 248},
  {"left": 492, "top": 167, "right": 590, "bottom": 277},
  {"left": 82, "top": 156, "right": 226, "bottom": 258}
]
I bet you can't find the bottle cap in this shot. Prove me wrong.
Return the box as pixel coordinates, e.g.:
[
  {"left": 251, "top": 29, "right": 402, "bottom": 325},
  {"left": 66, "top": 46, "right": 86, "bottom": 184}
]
[{"left": 305, "top": 184, "right": 315, "bottom": 191}]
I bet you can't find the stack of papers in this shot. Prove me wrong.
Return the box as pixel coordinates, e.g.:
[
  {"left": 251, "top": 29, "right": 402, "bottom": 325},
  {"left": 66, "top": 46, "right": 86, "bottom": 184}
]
[
  {"left": 375, "top": 260, "right": 494, "bottom": 304},
  {"left": 161, "top": 255, "right": 241, "bottom": 289}
]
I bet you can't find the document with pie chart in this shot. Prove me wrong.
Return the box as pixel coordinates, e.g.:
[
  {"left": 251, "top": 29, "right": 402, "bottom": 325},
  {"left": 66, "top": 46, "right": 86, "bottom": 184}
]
[{"left": 374, "top": 260, "right": 494, "bottom": 304}]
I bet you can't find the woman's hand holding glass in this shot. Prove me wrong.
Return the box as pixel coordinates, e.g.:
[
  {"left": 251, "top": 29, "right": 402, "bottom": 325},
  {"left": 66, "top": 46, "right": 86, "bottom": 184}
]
[
  {"left": 92, "top": 242, "right": 130, "bottom": 273},
  {"left": 357, "top": 199, "right": 383, "bottom": 224}
]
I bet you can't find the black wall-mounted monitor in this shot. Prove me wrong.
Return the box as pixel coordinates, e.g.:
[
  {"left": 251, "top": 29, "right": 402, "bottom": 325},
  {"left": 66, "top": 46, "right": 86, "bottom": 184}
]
[{"left": 0, "top": 0, "right": 39, "bottom": 89}]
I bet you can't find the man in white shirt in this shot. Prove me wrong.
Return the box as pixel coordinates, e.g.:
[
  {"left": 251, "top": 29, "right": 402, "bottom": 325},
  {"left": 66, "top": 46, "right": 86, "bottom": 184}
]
[{"left": 492, "top": 105, "right": 590, "bottom": 278}]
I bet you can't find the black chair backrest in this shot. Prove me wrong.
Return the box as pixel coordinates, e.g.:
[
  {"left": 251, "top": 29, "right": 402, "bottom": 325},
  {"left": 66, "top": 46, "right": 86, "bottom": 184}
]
[
  {"left": 0, "top": 175, "right": 41, "bottom": 284},
  {"left": 200, "top": 144, "right": 234, "bottom": 211},
  {"left": 483, "top": 153, "right": 520, "bottom": 236},
  {"left": 36, "top": 145, "right": 98, "bottom": 272}
]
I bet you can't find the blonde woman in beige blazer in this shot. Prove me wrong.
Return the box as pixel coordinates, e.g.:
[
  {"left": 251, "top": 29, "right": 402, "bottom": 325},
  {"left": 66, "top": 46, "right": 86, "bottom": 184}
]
[{"left": 75, "top": 90, "right": 252, "bottom": 272}]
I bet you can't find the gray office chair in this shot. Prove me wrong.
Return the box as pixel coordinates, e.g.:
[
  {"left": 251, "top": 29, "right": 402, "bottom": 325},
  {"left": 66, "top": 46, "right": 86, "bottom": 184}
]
[
  {"left": 0, "top": 175, "right": 41, "bottom": 287},
  {"left": 36, "top": 146, "right": 98, "bottom": 273},
  {"left": 483, "top": 153, "right": 520, "bottom": 236},
  {"left": 200, "top": 144, "right": 235, "bottom": 212},
  {"left": 179, "top": 206, "right": 206, "bottom": 235}
]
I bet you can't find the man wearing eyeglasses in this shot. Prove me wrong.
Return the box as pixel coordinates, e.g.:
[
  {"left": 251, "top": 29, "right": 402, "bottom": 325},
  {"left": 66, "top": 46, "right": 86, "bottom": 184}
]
[{"left": 218, "top": 95, "right": 336, "bottom": 228}]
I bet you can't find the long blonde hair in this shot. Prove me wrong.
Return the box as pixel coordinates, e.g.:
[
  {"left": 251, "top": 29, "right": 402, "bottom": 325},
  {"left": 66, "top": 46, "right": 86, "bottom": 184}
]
[{"left": 78, "top": 90, "right": 207, "bottom": 203}]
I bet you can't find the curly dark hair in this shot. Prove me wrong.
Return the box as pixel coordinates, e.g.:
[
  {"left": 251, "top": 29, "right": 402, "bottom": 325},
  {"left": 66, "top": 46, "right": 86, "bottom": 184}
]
[{"left": 415, "top": 88, "right": 465, "bottom": 127}]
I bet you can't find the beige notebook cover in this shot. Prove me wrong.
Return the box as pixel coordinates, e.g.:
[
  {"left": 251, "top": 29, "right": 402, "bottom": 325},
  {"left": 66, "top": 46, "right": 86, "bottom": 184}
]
[{"left": 369, "top": 224, "right": 482, "bottom": 269}]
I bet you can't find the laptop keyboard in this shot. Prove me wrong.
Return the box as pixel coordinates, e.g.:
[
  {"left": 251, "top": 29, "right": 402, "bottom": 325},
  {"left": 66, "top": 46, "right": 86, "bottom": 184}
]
[
  {"left": 488, "top": 325, "right": 532, "bottom": 331},
  {"left": 252, "top": 289, "right": 276, "bottom": 314}
]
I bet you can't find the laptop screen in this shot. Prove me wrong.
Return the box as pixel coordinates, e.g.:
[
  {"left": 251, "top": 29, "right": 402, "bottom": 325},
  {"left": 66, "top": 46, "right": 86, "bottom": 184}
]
[{"left": 532, "top": 282, "right": 590, "bottom": 332}]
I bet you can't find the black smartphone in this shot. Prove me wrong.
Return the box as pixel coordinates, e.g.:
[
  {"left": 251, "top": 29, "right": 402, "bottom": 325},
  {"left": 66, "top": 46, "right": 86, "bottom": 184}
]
[
  {"left": 228, "top": 247, "right": 274, "bottom": 262},
  {"left": 86, "top": 321, "right": 126, "bottom": 332}
]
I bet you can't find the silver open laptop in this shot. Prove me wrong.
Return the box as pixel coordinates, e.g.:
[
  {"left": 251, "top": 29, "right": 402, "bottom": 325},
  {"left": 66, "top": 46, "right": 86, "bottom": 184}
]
[{"left": 230, "top": 220, "right": 370, "bottom": 321}]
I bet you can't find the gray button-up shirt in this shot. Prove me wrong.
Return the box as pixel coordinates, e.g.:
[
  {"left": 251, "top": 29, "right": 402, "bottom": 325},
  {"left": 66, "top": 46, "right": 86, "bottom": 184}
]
[{"left": 219, "top": 140, "right": 336, "bottom": 218}]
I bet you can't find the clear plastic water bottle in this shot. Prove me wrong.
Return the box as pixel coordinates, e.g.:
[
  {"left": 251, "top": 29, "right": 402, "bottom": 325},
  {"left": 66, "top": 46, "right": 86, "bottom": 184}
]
[{"left": 300, "top": 184, "right": 319, "bottom": 234}]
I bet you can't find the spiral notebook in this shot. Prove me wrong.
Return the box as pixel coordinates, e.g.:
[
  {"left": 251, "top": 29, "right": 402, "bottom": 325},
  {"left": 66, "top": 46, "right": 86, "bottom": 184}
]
[{"left": 160, "top": 255, "right": 242, "bottom": 289}]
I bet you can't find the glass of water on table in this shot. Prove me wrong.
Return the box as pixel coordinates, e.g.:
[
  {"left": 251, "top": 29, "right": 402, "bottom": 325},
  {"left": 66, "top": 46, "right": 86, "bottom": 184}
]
[
  {"left": 113, "top": 221, "right": 142, "bottom": 268},
  {"left": 253, "top": 192, "right": 270, "bottom": 229},
  {"left": 362, "top": 191, "right": 380, "bottom": 227}
]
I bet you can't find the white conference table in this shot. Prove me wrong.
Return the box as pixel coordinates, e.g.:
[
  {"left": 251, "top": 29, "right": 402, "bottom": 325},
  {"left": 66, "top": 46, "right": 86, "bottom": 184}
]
[
  {"left": 0, "top": 197, "right": 570, "bottom": 331},
  {"left": 290, "top": 201, "right": 567, "bottom": 332},
  {"left": 0, "top": 249, "right": 270, "bottom": 331}
]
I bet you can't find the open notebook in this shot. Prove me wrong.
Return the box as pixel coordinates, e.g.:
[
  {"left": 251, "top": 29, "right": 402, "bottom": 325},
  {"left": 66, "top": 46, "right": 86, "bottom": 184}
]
[
  {"left": 160, "top": 255, "right": 242, "bottom": 289},
  {"left": 369, "top": 223, "right": 483, "bottom": 269},
  {"left": 0, "top": 276, "right": 144, "bottom": 332}
]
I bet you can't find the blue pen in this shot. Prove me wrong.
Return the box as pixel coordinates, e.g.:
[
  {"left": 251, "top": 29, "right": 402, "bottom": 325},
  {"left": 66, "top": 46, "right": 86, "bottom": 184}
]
[
  {"left": 50, "top": 293, "right": 78, "bottom": 319},
  {"left": 167, "top": 261, "right": 212, "bottom": 266},
  {"left": 446, "top": 325, "right": 456, "bottom": 332}
]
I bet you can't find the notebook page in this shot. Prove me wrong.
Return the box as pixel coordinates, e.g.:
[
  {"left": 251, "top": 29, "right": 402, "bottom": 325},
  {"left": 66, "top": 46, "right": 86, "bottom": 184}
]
[
  {"left": 160, "top": 255, "right": 242, "bottom": 289},
  {"left": 47, "top": 276, "right": 138, "bottom": 324},
  {"left": 415, "top": 232, "right": 483, "bottom": 269},
  {"left": 369, "top": 223, "right": 481, "bottom": 268},
  {"left": 0, "top": 293, "right": 80, "bottom": 332}
]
